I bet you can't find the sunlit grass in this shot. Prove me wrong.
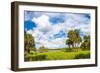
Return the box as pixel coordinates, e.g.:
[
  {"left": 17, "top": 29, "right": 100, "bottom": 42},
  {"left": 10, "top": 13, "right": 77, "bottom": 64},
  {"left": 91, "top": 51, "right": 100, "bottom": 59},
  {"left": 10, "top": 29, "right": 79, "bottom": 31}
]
[{"left": 24, "top": 50, "right": 90, "bottom": 61}]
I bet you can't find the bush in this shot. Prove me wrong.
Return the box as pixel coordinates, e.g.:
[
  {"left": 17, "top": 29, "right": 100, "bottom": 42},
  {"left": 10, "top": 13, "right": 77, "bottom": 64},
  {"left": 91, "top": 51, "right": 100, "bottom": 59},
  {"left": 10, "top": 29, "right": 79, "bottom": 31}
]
[
  {"left": 72, "top": 48, "right": 82, "bottom": 52},
  {"left": 65, "top": 48, "right": 72, "bottom": 52},
  {"left": 74, "top": 52, "right": 90, "bottom": 59},
  {"left": 32, "top": 54, "right": 46, "bottom": 61},
  {"left": 30, "top": 50, "right": 37, "bottom": 55},
  {"left": 24, "top": 54, "right": 46, "bottom": 61}
]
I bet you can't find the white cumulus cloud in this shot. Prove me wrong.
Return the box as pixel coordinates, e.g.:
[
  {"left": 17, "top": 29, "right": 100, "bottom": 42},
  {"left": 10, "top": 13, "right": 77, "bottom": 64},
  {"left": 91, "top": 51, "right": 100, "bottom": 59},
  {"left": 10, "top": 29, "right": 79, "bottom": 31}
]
[{"left": 26, "top": 12, "right": 90, "bottom": 49}]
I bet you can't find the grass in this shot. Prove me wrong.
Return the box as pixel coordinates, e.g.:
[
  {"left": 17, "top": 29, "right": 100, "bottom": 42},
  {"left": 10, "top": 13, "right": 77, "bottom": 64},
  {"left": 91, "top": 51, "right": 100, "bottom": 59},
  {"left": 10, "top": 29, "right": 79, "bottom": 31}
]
[
  {"left": 41, "top": 50, "right": 90, "bottom": 60},
  {"left": 24, "top": 50, "right": 90, "bottom": 61}
]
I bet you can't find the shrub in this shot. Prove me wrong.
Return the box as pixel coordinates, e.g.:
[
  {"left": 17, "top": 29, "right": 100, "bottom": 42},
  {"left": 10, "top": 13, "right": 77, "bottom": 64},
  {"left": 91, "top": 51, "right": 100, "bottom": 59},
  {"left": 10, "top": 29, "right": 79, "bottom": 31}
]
[
  {"left": 24, "top": 54, "right": 46, "bottom": 61},
  {"left": 72, "top": 47, "right": 82, "bottom": 52},
  {"left": 65, "top": 48, "right": 72, "bottom": 52},
  {"left": 32, "top": 54, "right": 46, "bottom": 61},
  {"left": 74, "top": 52, "right": 90, "bottom": 59}
]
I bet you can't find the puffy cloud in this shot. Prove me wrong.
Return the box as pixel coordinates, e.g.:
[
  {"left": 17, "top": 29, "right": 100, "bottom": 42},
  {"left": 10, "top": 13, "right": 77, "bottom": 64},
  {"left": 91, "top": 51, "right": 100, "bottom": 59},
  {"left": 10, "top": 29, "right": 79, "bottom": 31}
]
[
  {"left": 32, "top": 15, "right": 53, "bottom": 33},
  {"left": 25, "top": 12, "right": 90, "bottom": 49},
  {"left": 61, "top": 13, "right": 90, "bottom": 34},
  {"left": 44, "top": 38, "right": 67, "bottom": 49},
  {"left": 24, "top": 11, "right": 43, "bottom": 21}
]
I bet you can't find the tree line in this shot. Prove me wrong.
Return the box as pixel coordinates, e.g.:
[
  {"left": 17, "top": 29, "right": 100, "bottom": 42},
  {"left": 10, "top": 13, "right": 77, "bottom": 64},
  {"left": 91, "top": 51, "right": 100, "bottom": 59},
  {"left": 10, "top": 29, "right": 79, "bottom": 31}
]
[
  {"left": 66, "top": 29, "right": 90, "bottom": 50},
  {"left": 24, "top": 29, "right": 90, "bottom": 53}
]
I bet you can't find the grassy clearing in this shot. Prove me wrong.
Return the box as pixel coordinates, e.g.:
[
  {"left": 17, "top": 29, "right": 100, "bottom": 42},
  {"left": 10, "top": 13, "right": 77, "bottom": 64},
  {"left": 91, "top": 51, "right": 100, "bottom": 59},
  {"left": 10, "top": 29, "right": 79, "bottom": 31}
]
[
  {"left": 41, "top": 50, "right": 90, "bottom": 60},
  {"left": 24, "top": 50, "right": 90, "bottom": 61}
]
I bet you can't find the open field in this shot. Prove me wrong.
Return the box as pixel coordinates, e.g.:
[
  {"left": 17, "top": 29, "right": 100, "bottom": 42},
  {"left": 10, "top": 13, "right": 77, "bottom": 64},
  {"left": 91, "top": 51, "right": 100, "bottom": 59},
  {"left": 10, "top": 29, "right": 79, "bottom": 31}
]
[{"left": 24, "top": 50, "right": 90, "bottom": 61}]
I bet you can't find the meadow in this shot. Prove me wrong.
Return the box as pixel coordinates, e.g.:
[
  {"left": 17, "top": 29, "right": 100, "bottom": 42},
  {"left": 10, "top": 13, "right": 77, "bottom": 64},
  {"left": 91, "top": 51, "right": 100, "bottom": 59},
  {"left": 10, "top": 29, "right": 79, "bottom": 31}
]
[{"left": 24, "top": 49, "right": 90, "bottom": 61}]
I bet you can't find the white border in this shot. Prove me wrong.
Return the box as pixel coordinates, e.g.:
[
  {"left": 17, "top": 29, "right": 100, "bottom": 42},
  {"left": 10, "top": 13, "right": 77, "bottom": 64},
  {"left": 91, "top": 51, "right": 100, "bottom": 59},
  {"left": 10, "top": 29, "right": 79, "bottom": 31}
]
[{"left": 18, "top": 5, "right": 96, "bottom": 68}]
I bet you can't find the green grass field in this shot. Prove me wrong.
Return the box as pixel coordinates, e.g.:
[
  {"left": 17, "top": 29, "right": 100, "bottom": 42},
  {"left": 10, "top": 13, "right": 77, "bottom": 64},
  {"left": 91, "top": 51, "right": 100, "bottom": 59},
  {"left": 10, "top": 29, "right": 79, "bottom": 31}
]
[{"left": 24, "top": 50, "right": 90, "bottom": 61}]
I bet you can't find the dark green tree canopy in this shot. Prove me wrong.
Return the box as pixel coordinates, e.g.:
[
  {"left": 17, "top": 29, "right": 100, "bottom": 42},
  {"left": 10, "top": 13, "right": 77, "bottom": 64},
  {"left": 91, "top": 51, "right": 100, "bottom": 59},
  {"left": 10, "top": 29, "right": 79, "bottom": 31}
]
[
  {"left": 81, "top": 35, "right": 90, "bottom": 50},
  {"left": 66, "top": 29, "right": 82, "bottom": 48},
  {"left": 24, "top": 31, "right": 36, "bottom": 53}
]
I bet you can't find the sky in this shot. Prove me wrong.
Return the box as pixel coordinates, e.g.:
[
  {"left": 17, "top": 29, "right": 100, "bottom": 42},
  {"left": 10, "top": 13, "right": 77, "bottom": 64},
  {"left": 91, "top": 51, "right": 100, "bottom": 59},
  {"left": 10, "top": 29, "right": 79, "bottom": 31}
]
[{"left": 24, "top": 11, "right": 90, "bottom": 49}]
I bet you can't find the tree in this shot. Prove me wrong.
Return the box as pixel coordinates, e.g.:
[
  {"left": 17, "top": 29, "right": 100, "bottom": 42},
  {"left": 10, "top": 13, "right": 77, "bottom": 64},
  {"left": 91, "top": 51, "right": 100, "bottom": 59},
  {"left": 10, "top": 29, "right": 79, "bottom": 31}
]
[
  {"left": 74, "top": 29, "right": 82, "bottom": 47},
  {"left": 67, "top": 30, "right": 75, "bottom": 48},
  {"left": 66, "top": 39, "right": 73, "bottom": 48},
  {"left": 80, "top": 35, "right": 90, "bottom": 50},
  {"left": 66, "top": 29, "right": 82, "bottom": 48},
  {"left": 24, "top": 31, "right": 36, "bottom": 53}
]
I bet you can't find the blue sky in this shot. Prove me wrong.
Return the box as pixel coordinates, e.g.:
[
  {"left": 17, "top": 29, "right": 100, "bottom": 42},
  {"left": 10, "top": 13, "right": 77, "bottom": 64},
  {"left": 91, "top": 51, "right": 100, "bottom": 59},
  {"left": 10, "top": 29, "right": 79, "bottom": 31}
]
[{"left": 24, "top": 11, "right": 90, "bottom": 49}]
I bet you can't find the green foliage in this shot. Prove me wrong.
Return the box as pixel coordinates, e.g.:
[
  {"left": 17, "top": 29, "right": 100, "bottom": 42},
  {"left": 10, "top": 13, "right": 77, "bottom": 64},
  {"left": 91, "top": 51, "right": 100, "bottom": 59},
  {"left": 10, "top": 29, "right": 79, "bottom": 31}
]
[
  {"left": 24, "top": 53, "right": 46, "bottom": 61},
  {"left": 81, "top": 35, "right": 90, "bottom": 50},
  {"left": 66, "top": 29, "right": 90, "bottom": 51},
  {"left": 38, "top": 46, "right": 48, "bottom": 53},
  {"left": 24, "top": 31, "right": 36, "bottom": 53},
  {"left": 66, "top": 39, "right": 73, "bottom": 48},
  {"left": 75, "top": 52, "right": 90, "bottom": 59},
  {"left": 71, "top": 47, "right": 82, "bottom": 52},
  {"left": 30, "top": 50, "right": 37, "bottom": 55},
  {"left": 66, "top": 29, "right": 82, "bottom": 48}
]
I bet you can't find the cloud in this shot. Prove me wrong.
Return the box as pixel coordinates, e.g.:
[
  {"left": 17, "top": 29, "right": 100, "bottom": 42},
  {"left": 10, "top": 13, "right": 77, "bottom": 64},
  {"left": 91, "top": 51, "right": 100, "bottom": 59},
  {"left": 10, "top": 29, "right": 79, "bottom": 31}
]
[
  {"left": 61, "top": 13, "right": 90, "bottom": 34},
  {"left": 32, "top": 15, "right": 53, "bottom": 34},
  {"left": 24, "top": 11, "right": 34, "bottom": 21},
  {"left": 49, "top": 13, "right": 66, "bottom": 24},
  {"left": 24, "top": 11, "right": 43, "bottom": 21},
  {"left": 25, "top": 11, "right": 90, "bottom": 49},
  {"left": 44, "top": 38, "right": 67, "bottom": 49}
]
